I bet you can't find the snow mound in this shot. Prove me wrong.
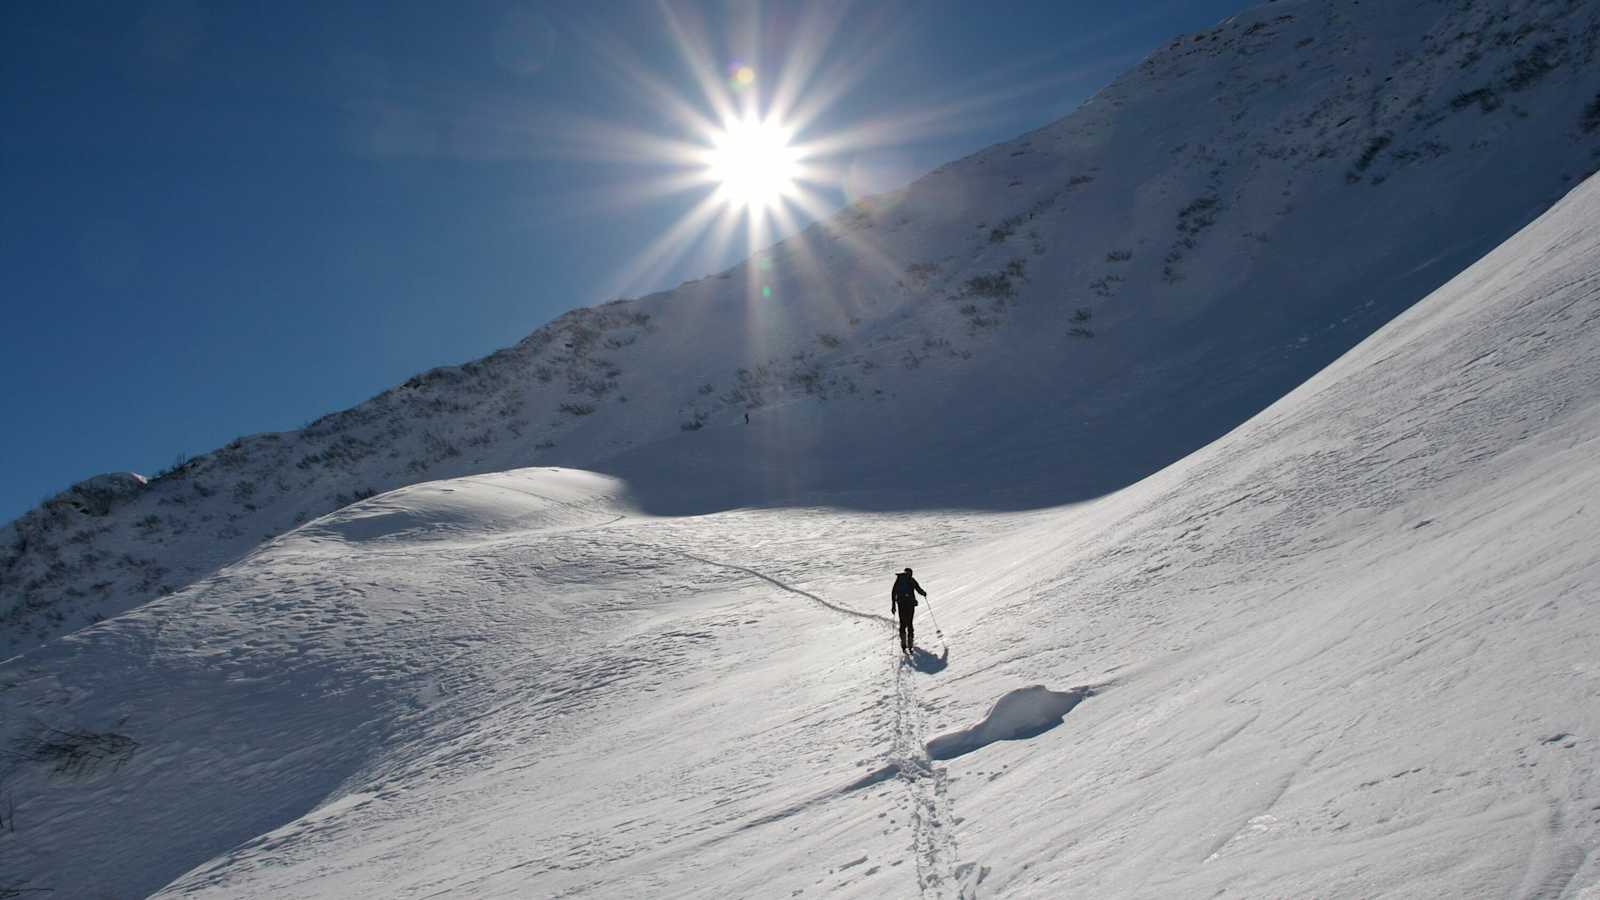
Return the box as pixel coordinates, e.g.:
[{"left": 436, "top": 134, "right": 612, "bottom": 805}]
[
  {"left": 926, "top": 684, "right": 1094, "bottom": 761},
  {"left": 297, "top": 468, "right": 628, "bottom": 544}
]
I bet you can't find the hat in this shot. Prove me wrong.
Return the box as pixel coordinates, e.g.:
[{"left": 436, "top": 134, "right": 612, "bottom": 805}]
[{"left": 903, "top": 567, "right": 913, "bottom": 575}]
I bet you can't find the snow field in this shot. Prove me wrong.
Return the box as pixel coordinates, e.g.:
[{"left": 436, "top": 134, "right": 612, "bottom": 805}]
[
  {"left": 4, "top": 0, "right": 1600, "bottom": 894},
  {"left": 3, "top": 172, "right": 1600, "bottom": 897}
]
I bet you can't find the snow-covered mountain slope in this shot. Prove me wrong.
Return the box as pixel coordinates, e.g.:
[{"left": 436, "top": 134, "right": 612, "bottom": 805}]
[
  {"left": 5, "top": 0, "right": 1600, "bottom": 661},
  {"left": 5, "top": 161, "right": 1600, "bottom": 897}
]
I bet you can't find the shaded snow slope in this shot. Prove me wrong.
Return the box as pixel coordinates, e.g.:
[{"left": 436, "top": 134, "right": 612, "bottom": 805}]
[
  {"left": 6, "top": 0, "right": 1600, "bottom": 659},
  {"left": 5, "top": 167, "right": 1600, "bottom": 896}
]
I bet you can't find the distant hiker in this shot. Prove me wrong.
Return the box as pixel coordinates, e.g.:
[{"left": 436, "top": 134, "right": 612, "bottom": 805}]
[
  {"left": 891, "top": 568, "right": 926, "bottom": 653},
  {"left": 744, "top": 412, "right": 750, "bottom": 424}
]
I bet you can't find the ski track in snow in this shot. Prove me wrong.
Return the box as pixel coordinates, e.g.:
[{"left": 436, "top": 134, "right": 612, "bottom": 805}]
[
  {"left": 664, "top": 550, "right": 892, "bottom": 627},
  {"left": 891, "top": 646, "right": 970, "bottom": 899},
  {"left": 663, "top": 545, "right": 975, "bottom": 898}
]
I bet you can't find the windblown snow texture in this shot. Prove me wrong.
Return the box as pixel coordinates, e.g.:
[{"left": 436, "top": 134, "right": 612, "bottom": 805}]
[{"left": 5, "top": 1, "right": 1600, "bottom": 898}]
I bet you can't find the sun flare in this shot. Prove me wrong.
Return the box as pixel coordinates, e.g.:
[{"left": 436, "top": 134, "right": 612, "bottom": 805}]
[
  {"left": 575, "top": 4, "right": 1008, "bottom": 296},
  {"left": 704, "top": 118, "right": 799, "bottom": 211}
]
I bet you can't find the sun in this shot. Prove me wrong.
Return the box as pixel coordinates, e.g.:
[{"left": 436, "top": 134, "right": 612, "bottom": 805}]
[
  {"left": 572, "top": 6, "right": 989, "bottom": 294},
  {"left": 704, "top": 117, "right": 799, "bottom": 211}
]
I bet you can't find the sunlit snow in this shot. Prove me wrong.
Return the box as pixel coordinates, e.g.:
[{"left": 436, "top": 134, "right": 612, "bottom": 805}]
[{"left": 4, "top": 1, "right": 1600, "bottom": 897}]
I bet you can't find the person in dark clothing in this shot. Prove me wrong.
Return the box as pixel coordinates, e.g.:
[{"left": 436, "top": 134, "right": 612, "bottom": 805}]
[{"left": 891, "top": 568, "right": 927, "bottom": 653}]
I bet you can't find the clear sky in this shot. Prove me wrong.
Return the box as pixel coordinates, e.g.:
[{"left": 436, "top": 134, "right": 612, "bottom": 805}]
[{"left": 1, "top": 0, "right": 1248, "bottom": 523}]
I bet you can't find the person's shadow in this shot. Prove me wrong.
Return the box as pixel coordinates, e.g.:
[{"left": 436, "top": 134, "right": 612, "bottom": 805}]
[{"left": 908, "top": 646, "right": 948, "bottom": 674}]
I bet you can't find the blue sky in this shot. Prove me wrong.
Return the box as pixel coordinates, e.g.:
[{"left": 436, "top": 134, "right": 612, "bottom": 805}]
[{"left": 1, "top": 0, "right": 1247, "bottom": 522}]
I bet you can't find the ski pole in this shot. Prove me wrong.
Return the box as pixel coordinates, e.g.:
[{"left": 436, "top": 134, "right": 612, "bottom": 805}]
[{"left": 921, "top": 594, "right": 945, "bottom": 641}]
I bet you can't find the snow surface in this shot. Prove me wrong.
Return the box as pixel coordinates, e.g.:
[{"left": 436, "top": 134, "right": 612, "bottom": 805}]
[{"left": 5, "top": 162, "right": 1600, "bottom": 897}]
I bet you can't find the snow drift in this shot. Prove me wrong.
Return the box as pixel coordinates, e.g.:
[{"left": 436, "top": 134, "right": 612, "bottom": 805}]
[{"left": 925, "top": 685, "right": 1094, "bottom": 761}]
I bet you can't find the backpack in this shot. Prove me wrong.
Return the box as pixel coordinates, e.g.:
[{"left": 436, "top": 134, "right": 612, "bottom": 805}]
[{"left": 892, "top": 574, "right": 917, "bottom": 604}]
